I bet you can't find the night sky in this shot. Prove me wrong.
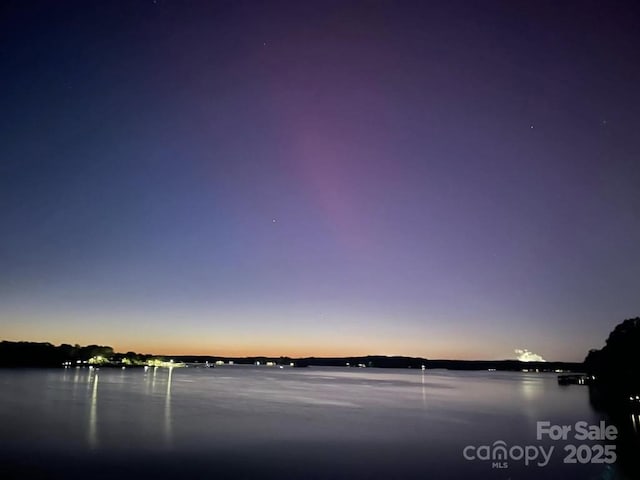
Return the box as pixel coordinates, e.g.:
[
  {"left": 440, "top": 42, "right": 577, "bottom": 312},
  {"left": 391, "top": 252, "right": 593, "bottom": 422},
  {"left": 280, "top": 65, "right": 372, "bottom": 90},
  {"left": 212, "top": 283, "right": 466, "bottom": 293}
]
[{"left": 2, "top": 1, "right": 639, "bottom": 361}]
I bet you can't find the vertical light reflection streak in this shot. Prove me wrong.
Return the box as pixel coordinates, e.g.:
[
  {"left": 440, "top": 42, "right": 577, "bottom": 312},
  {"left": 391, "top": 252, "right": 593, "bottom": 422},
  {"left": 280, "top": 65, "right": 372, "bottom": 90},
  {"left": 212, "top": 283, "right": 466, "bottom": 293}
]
[
  {"left": 145, "top": 366, "right": 152, "bottom": 394},
  {"left": 72, "top": 367, "right": 80, "bottom": 395},
  {"left": 88, "top": 372, "right": 99, "bottom": 449},
  {"left": 164, "top": 367, "right": 173, "bottom": 448}
]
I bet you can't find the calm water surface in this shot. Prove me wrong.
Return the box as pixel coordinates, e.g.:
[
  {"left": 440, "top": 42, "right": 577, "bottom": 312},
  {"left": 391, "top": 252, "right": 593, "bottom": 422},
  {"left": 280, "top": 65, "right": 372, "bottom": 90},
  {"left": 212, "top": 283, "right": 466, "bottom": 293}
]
[{"left": 0, "top": 367, "right": 627, "bottom": 479}]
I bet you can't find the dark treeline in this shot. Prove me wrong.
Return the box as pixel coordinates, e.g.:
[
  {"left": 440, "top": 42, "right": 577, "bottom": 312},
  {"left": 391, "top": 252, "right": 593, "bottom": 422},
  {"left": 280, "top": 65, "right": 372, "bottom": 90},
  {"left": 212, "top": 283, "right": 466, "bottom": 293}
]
[
  {"left": 293, "top": 356, "right": 427, "bottom": 368},
  {"left": 170, "top": 355, "right": 431, "bottom": 368},
  {"left": 0, "top": 341, "right": 583, "bottom": 371},
  {"left": 277, "top": 356, "right": 581, "bottom": 371},
  {"left": 0, "top": 341, "right": 151, "bottom": 367},
  {"left": 584, "top": 317, "right": 640, "bottom": 479},
  {"left": 425, "top": 359, "right": 581, "bottom": 371},
  {"left": 585, "top": 317, "right": 640, "bottom": 395}
]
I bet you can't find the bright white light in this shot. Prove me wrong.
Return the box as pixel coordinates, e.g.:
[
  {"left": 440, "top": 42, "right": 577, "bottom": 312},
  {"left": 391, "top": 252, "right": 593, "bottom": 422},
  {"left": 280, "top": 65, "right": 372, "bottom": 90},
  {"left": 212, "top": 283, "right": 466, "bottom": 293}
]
[{"left": 515, "top": 349, "right": 546, "bottom": 362}]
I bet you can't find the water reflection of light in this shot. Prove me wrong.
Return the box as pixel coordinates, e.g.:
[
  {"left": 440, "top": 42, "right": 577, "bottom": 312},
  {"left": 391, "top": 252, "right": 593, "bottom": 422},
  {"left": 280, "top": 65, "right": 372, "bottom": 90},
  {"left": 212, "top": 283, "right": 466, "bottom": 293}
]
[
  {"left": 72, "top": 368, "right": 81, "bottom": 395},
  {"left": 88, "top": 373, "right": 98, "bottom": 449},
  {"left": 632, "top": 414, "right": 640, "bottom": 433},
  {"left": 519, "top": 377, "right": 543, "bottom": 419},
  {"left": 144, "top": 365, "right": 152, "bottom": 394},
  {"left": 520, "top": 379, "right": 541, "bottom": 400},
  {"left": 152, "top": 366, "right": 158, "bottom": 391},
  {"left": 421, "top": 371, "right": 427, "bottom": 408},
  {"left": 164, "top": 367, "right": 173, "bottom": 447}
]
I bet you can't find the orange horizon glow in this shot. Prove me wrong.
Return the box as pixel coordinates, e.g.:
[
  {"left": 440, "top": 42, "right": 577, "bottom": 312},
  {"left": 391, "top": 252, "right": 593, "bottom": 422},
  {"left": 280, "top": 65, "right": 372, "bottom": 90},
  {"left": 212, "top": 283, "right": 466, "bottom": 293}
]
[
  {"left": 0, "top": 310, "right": 586, "bottom": 362},
  {"left": 1, "top": 334, "right": 536, "bottom": 361}
]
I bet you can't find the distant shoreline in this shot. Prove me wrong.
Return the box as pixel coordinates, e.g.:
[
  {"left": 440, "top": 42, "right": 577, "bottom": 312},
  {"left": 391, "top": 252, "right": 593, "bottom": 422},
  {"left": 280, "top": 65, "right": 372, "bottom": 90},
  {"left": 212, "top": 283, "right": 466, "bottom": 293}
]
[
  {"left": 171, "top": 355, "right": 582, "bottom": 372},
  {"left": 0, "top": 340, "right": 583, "bottom": 372}
]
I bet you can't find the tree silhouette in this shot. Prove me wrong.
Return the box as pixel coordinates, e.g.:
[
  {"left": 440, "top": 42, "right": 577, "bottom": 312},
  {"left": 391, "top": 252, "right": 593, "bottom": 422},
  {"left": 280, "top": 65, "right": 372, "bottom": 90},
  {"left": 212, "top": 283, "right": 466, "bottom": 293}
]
[
  {"left": 586, "top": 317, "right": 640, "bottom": 479},
  {"left": 585, "top": 317, "right": 640, "bottom": 393}
]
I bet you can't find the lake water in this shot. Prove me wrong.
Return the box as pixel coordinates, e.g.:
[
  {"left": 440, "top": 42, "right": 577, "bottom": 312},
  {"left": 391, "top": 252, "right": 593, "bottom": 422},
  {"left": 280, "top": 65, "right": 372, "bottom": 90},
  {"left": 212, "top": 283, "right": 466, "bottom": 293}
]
[{"left": 0, "top": 366, "right": 629, "bottom": 479}]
